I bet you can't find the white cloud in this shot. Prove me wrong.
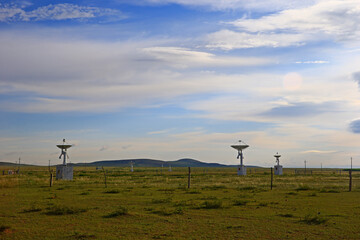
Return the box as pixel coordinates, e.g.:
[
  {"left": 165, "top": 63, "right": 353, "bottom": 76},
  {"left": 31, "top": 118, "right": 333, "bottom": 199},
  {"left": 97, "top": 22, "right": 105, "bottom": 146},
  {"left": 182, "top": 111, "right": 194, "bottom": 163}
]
[
  {"left": 207, "top": 0, "right": 360, "bottom": 49},
  {"left": 0, "top": 32, "right": 274, "bottom": 113},
  {"left": 0, "top": 3, "right": 125, "bottom": 22},
  {"left": 295, "top": 61, "right": 329, "bottom": 64},
  {"left": 147, "top": 129, "right": 174, "bottom": 135},
  {"left": 0, "top": 4, "right": 25, "bottom": 22},
  {"left": 142, "top": 47, "right": 273, "bottom": 67},
  {"left": 301, "top": 150, "right": 338, "bottom": 154},
  {"left": 128, "top": 0, "right": 317, "bottom": 11},
  {"left": 206, "top": 29, "right": 306, "bottom": 49}
]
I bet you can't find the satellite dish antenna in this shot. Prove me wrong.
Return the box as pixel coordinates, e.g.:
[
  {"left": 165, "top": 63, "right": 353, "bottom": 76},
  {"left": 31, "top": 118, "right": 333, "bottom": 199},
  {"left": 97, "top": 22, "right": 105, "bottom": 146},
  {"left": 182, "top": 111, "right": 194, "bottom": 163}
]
[
  {"left": 274, "top": 152, "right": 281, "bottom": 166},
  {"left": 231, "top": 140, "right": 249, "bottom": 176},
  {"left": 56, "top": 139, "right": 73, "bottom": 165},
  {"left": 273, "top": 152, "right": 283, "bottom": 175},
  {"left": 55, "top": 139, "right": 74, "bottom": 180}
]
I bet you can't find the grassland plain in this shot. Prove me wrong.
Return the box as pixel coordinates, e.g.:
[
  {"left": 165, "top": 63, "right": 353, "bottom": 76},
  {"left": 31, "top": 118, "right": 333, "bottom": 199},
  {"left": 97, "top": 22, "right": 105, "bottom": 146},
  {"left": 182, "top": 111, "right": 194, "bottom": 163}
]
[{"left": 0, "top": 167, "right": 359, "bottom": 240}]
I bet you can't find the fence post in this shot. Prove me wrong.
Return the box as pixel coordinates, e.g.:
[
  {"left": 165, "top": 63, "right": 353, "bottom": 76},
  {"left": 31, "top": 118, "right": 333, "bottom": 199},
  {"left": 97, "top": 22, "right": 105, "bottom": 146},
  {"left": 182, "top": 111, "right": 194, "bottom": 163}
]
[
  {"left": 270, "top": 167, "right": 273, "bottom": 190},
  {"left": 50, "top": 173, "right": 53, "bottom": 187},
  {"left": 349, "top": 169, "right": 352, "bottom": 192},
  {"left": 188, "top": 167, "right": 191, "bottom": 189}
]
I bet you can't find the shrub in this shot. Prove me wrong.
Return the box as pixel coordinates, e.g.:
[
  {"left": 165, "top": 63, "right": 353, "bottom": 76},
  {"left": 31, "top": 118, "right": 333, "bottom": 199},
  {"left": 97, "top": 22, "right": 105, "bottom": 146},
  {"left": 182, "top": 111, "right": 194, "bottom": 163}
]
[
  {"left": 233, "top": 200, "right": 249, "bottom": 206},
  {"left": 70, "top": 231, "right": 96, "bottom": 240},
  {"left": 296, "top": 185, "right": 311, "bottom": 191},
  {"left": 201, "top": 200, "right": 222, "bottom": 209},
  {"left": 319, "top": 189, "right": 340, "bottom": 193},
  {"left": 301, "top": 213, "right": 328, "bottom": 225},
  {"left": 185, "top": 189, "right": 201, "bottom": 194},
  {"left": 150, "top": 207, "right": 183, "bottom": 216},
  {"left": 0, "top": 225, "right": 10, "bottom": 233},
  {"left": 21, "top": 206, "right": 42, "bottom": 213},
  {"left": 104, "top": 189, "right": 120, "bottom": 194},
  {"left": 103, "top": 206, "right": 128, "bottom": 218},
  {"left": 278, "top": 213, "right": 294, "bottom": 218},
  {"left": 45, "top": 206, "right": 87, "bottom": 215},
  {"left": 237, "top": 186, "right": 256, "bottom": 191},
  {"left": 286, "top": 192, "right": 298, "bottom": 196},
  {"left": 151, "top": 198, "right": 172, "bottom": 204},
  {"left": 202, "top": 185, "right": 227, "bottom": 190}
]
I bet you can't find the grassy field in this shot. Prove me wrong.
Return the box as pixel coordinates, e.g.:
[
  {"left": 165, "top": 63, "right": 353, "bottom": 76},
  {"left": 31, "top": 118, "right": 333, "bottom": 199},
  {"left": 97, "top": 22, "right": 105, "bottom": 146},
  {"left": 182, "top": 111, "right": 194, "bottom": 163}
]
[{"left": 0, "top": 166, "right": 359, "bottom": 240}]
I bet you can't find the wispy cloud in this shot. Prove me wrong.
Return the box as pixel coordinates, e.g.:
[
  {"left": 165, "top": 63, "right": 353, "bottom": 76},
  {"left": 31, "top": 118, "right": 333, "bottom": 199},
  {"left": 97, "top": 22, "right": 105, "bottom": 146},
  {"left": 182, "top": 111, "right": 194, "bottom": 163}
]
[
  {"left": 295, "top": 61, "right": 329, "bottom": 64},
  {"left": 0, "top": 3, "right": 125, "bottom": 22},
  {"left": 206, "top": 30, "right": 306, "bottom": 49},
  {"left": 142, "top": 47, "right": 272, "bottom": 67},
  {"left": 300, "top": 150, "right": 338, "bottom": 154},
  {"left": 260, "top": 102, "right": 341, "bottom": 118},
  {"left": 207, "top": 0, "right": 360, "bottom": 49},
  {"left": 127, "top": 0, "right": 317, "bottom": 11},
  {"left": 0, "top": 32, "right": 275, "bottom": 113},
  {"left": 147, "top": 129, "right": 174, "bottom": 135}
]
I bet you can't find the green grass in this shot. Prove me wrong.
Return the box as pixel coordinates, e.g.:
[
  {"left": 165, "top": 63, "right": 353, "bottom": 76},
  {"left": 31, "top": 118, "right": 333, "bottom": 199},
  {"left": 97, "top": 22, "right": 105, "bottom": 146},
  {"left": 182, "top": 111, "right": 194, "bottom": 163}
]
[{"left": 0, "top": 166, "right": 359, "bottom": 239}]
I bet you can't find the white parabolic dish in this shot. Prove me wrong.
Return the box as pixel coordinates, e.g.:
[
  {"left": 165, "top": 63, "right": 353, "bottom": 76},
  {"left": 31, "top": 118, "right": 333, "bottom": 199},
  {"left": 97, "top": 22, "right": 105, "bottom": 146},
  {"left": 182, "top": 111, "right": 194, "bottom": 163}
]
[
  {"left": 56, "top": 144, "right": 72, "bottom": 150},
  {"left": 231, "top": 144, "right": 249, "bottom": 151}
]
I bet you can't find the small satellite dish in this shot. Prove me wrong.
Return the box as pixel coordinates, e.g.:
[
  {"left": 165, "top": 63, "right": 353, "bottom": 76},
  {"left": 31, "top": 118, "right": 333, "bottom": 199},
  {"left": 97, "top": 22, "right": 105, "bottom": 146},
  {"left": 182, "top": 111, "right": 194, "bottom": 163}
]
[
  {"left": 231, "top": 140, "right": 249, "bottom": 151},
  {"left": 231, "top": 140, "right": 249, "bottom": 176},
  {"left": 56, "top": 144, "right": 73, "bottom": 150},
  {"left": 56, "top": 139, "right": 72, "bottom": 150}
]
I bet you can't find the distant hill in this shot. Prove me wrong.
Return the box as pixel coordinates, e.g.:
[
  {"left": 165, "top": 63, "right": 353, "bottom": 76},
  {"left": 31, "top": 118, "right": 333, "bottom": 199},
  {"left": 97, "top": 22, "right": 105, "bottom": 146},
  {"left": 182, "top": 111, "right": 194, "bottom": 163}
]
[
  {"left": 72, "top": 158, "right": 260, "bottom": 168},
  {"left": 0, "top": 159, "right": 260, "bottom": 168},
  {"left": 0, "top": 162, "right": 33, "bottom": 167}
]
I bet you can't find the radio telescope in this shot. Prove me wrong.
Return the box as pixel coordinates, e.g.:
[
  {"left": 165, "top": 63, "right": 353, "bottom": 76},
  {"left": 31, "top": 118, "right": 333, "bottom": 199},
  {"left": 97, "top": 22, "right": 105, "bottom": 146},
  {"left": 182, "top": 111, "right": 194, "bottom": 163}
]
[{"left": 231, "top": 140, "right": 249, "bottom": 176}]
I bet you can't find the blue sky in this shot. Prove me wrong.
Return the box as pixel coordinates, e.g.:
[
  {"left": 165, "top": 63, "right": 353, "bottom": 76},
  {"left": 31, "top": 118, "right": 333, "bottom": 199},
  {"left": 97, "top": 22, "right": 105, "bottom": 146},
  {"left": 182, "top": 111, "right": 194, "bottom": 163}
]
[{"left": 1, "top": 0, "right": 360, "bottom": 167}]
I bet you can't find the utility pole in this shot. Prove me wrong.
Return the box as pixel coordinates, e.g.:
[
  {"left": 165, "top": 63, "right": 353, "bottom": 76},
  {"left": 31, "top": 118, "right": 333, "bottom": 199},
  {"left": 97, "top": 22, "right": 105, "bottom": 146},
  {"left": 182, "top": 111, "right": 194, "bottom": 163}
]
[{"left": 304, "top": 160, "right": 307, "bottom": 175}]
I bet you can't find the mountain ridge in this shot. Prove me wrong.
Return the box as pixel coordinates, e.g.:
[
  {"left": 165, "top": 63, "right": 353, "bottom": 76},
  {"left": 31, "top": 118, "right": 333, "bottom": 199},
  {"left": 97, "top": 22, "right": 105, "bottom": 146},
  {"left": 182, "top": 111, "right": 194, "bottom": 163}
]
[{"left": 0, "top": 159, "right": 261, "bottom": 168}]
